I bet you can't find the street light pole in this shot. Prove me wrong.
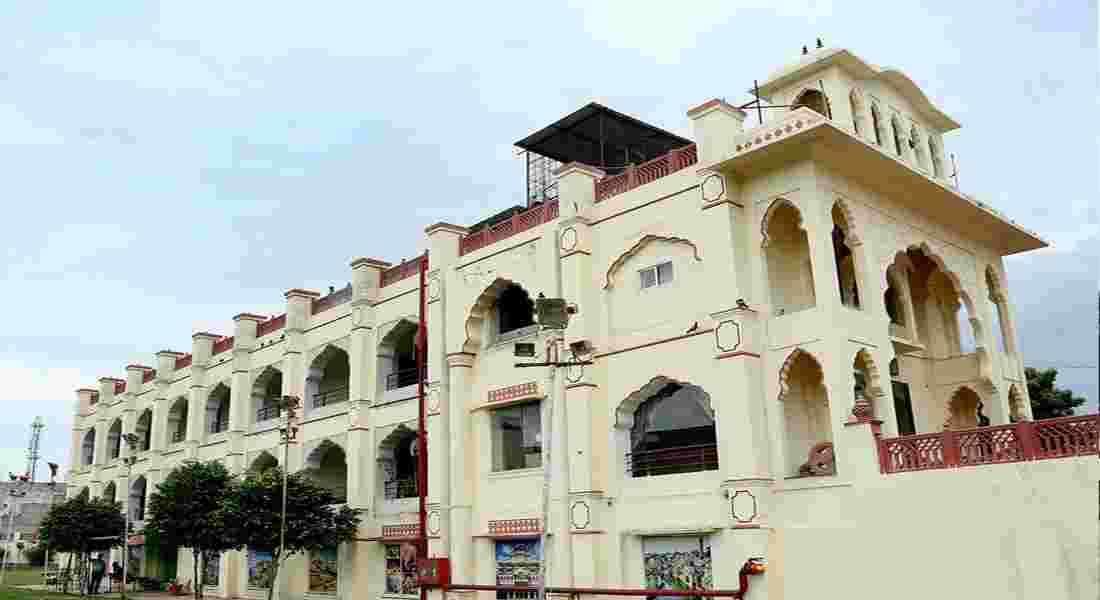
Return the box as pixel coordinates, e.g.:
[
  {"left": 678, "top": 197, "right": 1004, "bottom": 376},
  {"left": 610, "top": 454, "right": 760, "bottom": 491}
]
[
  {"left": 120, "top": 433, "right": 140, "bottom": 600},
  {"left": 276, "top": 395, "right": 300, "bottom": 599}
]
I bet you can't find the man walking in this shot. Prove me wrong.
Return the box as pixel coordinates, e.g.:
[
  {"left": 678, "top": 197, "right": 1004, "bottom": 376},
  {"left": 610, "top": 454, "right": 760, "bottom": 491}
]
[{"left": 88, "top": 554, "right": 106, "bottom": 595}]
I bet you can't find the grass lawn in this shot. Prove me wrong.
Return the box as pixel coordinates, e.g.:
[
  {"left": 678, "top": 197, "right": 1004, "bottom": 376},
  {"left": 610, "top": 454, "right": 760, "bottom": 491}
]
[
  {"left": 0, "top": 568, "right": 44, "bottom": 587},
  {"left": 0, "top": 586, "right": 74, "bottom": 600}
]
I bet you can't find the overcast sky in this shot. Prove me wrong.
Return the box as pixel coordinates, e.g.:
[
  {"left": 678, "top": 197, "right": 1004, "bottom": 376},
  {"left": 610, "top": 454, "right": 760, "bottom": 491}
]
[{"left": 1, "top": 2, "right": 1096, "bottom": 479}]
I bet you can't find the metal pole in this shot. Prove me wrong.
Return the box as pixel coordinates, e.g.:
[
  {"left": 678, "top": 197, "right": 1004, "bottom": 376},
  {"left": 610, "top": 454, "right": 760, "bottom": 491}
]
[
  {"left": 537, "top": 335, "right": 557, "bottom": 600},
  {"left": 416, "top": 251, "right": 428, "bottom": 600},
  {"left": 279, "top": 422, "right": 290, "bottom": 592},
  {"left": 122, "top": 460, "right": 131, "bottom": 600}
]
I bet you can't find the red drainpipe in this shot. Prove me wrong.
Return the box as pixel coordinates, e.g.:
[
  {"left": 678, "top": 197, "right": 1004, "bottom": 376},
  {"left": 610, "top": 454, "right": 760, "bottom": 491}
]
[{"left": 417, "top": 251, "right": 429, "bottom": 600}]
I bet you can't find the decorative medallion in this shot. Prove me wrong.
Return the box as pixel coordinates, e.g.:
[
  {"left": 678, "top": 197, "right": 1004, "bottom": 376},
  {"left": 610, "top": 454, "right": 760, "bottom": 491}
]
[
  {"left": 565, "top": 363, "right": 583, "bottom": 384},
  {"left": 715, "top": 320, "right": 742, "bottom": 352},
  {"left": 730, "top": 490, "right": 758, "bottom": 523},
  {"left": 570, "top": 500, "right": 591, "bottom": 529},
  {"left": 701, "top": 174, "right": 725, "bottom": 205},
  {"left": 560, "top": 227, "right": 578, "bottom": 252},
  {"left": 428, "top": 277, "right": 441, "bottom": 301},
  {"left": 427, "top": 385, "right": 441, "bottom": 414},
  {"left": 427, "top": 510, "right": 441, "bottom": 536}
]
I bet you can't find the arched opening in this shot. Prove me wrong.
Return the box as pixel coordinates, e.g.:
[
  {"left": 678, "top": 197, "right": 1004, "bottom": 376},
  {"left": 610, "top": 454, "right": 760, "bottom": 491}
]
[
  {"left": 889, "top": 358, "right": 916, "bottom": 436},
  {"left": 496, "top": 284, "right": 535, "bottom": 337},
  {"left": 910, "top": 126, "right": 925, "bottom": 170},
  {"left": 946, "top": 387, "right": 981, "bottom": 430},
  {"left": 249, "top": 451, "right": 279, "bottom": 474},
  {"left": 307, "top": 346, "right": 350, "bottom": 410},
  {"left": 1008, "top": 384, "right": 1027, "bottom": 422},
  {"left": 379, "top": 320, "right": 420, "bottom": 393},
  {"left": 929, "top": 137, "right": 943, "bottom": 177},
  {"left": 135, "top": 409, "right": 152, "bottom": 452},
  {"left": 763, "top": 200, "right": 816, "bottom": 315},
  {"left": 206, "top": 383, "right": 231, "bottom": 435},
  {"left": 252, "top": 366, "right": 283, "bottom": 423},
  {"left": 779, "top": 350, "right": 835, "bottom": 477},
  {"left": 379, "top": 426, "right": 418, "bottom": 500},
  {"left": 81, "top": 429, "right": 96, "bottom": 466},
  {"left": 101, "top": 481, "right": 117, "bottom": 505},
  {"left": 852, "top": 350, "right": 877, "bottom": 418},
  {"left": 831, "top": 204, "right": 861, "bottom": 309},
  {"left": 303, "top": 441, "right": 347, "bottom": 504},
  {"left": 129, "top": 476, "right": 147, "bottom": 523},
  {"left": 792, "top": 89, "right": 828, "bottom": 117},
  {"left": 167, "top": 397, "right": 188, "bottom": 444},
  {"left": 870, "top": 104, "right": 884, "bottom": 146},
  {"left": 849, "top": 89, "right": 864, "bottom": 136},
  {"left": 627, "top": 381, "right": 717, "bottom": 477},
  {"left": 107, "top": 419, "right": 122, "bottom": 460},
  {"left": 884, "top": 272, "right": 905, "bottom": 327},
  {"left": 890, "top": 117, "right": 904, "bottom": 156},
  {"left": 985, "top": 267, "right": 1012, "bottom": 353},
  {"left": 899, "top": 247, "right": 980, "bottom": 358}
]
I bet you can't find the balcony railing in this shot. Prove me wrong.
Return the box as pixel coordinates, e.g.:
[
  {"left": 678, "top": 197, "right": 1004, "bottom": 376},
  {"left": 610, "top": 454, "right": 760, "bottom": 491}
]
[
  {"left": 170, "top": 431, "right": 186, "bottom": 443},
  {"left": 313, "top": 386, "right": 349, "bottom": 409},
  {"left": 879, "top": 414, "right": 1098, "bottom": 474},
  {"left": 209, "top": 418, "right": 229, "bottom": 434},
  {"left": 594, "top": 144, "right": 697, "bottom": 203},
  {"left": 625, "top": 443, "right": 719, "bottom": 478},
  {"left": 381, "top": 256, "right": 427, "bottom": 287},
  {"left": 312, "top": 285, "right": 352, "bottom": 315},
  {"left": 212, "top": 336, "right": 234, "bottom": 356},
  {"left": 175, "top": 354, "right": 192, "bottom": 369},
  {"left": 383, "top": 478, "right": 418, "bottom": 500},
  {"left": 459, "top": 199, "right": 559, "bottom": 256},
  {"left": 256, "top": 314, "right": 286, "bottom": 337},
  {"left": 256, "top": 405, "right": 281, "bottom": 422},
  {"left": 385, "top": 367, "right": 420, "bottom": 390}
]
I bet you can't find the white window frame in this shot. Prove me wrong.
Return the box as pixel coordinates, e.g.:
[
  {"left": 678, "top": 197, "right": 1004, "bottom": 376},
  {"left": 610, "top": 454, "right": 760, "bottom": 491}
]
[{"left": 638, "top": 260, "right": 674, "bottom": 290}]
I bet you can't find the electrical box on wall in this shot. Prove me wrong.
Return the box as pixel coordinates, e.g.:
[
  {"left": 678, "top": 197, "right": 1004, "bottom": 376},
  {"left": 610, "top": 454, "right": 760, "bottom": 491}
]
[{"left": 417, "top": 557, "right": 450, "bottom": 587}]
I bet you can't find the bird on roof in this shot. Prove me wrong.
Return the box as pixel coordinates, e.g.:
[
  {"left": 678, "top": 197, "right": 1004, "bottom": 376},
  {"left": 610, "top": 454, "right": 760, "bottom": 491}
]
[
  {"left": 802, "top": 45, "right": 808, "bottom": 55},
  {"left": 817, "top": 38, "right": 824, "bottom": 49},
  {"left": 686, "top": 321, "right": 699, "bottom": 334},
  {"left": 736, "top": 299, "right": 750, "bottom": 310}
]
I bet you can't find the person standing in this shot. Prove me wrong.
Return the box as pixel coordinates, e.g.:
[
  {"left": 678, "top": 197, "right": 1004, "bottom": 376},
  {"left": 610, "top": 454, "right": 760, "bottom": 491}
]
[{"left": 88, "top": 554, "right": 106, "bottom": 595}]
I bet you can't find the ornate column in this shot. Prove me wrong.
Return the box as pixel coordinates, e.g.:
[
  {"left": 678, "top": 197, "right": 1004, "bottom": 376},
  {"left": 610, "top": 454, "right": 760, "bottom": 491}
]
[
  {"left": 228, "top": 314, "right": 264, "bottom": 473},
  {"left": 347, "top": 258, "right": 385, "bottom": 511},
  {"left": 445, "top": 351, "right": 475, "bottom": 584}
]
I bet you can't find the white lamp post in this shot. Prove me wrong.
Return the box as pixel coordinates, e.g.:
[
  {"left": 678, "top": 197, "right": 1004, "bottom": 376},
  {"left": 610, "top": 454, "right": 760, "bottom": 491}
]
[{"left": 120, "top": 432, "right": 141, "bottom": 600}]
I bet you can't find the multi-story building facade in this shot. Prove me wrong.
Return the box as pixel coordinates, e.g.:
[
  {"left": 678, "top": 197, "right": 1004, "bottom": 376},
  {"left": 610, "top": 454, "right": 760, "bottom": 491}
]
[{"left": 65, "top": 47, "right": 1097, "bottom": 600}]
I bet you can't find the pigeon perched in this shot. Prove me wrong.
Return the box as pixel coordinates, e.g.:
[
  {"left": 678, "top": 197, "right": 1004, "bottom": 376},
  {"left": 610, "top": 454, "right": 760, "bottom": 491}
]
[{"left": 686, "top": 321, "right": 699, "bottom": 334}]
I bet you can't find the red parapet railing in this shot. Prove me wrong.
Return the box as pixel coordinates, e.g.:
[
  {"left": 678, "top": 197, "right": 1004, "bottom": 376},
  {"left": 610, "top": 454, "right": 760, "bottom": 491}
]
[
  {"left": 114, "top": 380, "right": 126, "bottom": 394},
  {"left": 256, "top": 313, "right": 286, "bottom": 337},
  {"left": 142, "top": 369, "right": 156, "bottom": 383},
  {"left": 312, "top": 285, "right": 352, "bottom": 315},
  {"left": 381, "top": 523, "right": 420, "bottom": 539},
  {"left": 382, "top": 256, "right": 427, "bottom": 287},
  {"left": 879, "top": 414, "right": 1097, "bottom": 474},
  {"left": 594, "top": 144, "right": 697, "bottom": 203},
  {"left": 459, "top": 199, "right": 560, "bottom": 256},
  {"left": 211, "top": 336, "right": 234, "bottom": 355},
  {"left": 487, "top": 518, "right": 541, "bottom": 536},
  {"left": 175, "top": 354, "right": 192, "bottom": 370}
]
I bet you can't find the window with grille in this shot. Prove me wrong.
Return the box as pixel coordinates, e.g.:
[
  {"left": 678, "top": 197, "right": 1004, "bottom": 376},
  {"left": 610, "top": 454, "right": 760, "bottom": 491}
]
[
  {"left": 639, "top": 261, "right": 673, "bottom": 289},
  {"left": 492, "top": 402, "right": 542, "bottom": 471}
]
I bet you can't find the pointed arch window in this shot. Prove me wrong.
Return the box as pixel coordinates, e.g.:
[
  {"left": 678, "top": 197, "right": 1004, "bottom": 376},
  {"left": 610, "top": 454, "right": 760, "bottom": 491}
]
[
  {"left": 627, "top": 382, "right": 717, "bottom": 477},
  {"left": 870, "top": 105, "right": 883, "bottom": 146},
  {"left": 496, "top": 284, "right": 535, "bottom": 336}
]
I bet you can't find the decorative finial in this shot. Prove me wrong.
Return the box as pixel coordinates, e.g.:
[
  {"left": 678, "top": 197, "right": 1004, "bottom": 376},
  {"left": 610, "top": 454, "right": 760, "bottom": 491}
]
[
  {"left": 802, "top": 45, "right": 808, "bottom": 55},
  {"left": 816, "top": 38, "right": 823, "bottom": 49}
]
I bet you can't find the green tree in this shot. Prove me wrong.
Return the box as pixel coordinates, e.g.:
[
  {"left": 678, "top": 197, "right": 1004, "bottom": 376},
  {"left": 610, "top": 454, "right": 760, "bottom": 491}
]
[
  {"left": 146, "top": 461, "right": 236, "bottom": 600},
  {"left": 1026, "top": 367, "right": 1087, "bottom": 419},
  {"left": 221, "top": 467, "right": 360, "bottom": 600},
  {"left": 38, "top": 493, "right": 125, "bottom": 594}
]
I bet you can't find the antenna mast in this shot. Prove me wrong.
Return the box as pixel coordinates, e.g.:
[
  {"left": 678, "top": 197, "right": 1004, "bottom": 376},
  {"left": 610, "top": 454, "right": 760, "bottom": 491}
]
[{"left": 26, "top": 417, "right": 44, "bottom": 482}]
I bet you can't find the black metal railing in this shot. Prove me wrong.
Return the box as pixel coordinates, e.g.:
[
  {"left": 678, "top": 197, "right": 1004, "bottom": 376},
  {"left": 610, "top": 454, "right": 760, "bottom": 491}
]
[
  {"left": 625, "top": 443, "right": 719, "bottom": 478},
  {"left": 313, "top": 386, "right": 349, "bottom": 408},
  {"left": 383, "top": 478, "right": 418, "bottom": 500},
  {"left": 385, "top": 368, "right": 420, "bottom": 390},
  {"left": 209, "top": 418, "right": 229, "bottom": 434},
  {"left": 256, "top": 404, "right": 281, "bottom": 422}
]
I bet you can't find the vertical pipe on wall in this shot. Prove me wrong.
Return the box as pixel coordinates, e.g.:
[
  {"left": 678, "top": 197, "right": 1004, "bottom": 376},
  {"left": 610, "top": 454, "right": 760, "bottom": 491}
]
[{"left": 417, "top": 251, "right": 429, "bottom": 600}]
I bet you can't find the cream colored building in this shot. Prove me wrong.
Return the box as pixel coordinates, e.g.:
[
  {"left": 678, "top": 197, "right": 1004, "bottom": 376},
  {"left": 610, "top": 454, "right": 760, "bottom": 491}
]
[{"left": 65, "top": 47, "right": 1098, "bottom": 600}]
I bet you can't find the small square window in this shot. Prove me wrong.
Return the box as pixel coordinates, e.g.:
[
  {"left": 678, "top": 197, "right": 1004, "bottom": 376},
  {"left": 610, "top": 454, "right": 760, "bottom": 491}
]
[
  {"left": 492, "top": 402, "right": 542, "bottom": 471},
  {"left": 639, "top": 261, "right": 674, "bottom": 289}
]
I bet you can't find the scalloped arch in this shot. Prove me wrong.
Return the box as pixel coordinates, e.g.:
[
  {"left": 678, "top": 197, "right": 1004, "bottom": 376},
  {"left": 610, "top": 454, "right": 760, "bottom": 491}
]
[
  {"left": 761, "top": 197, "right": 805, "bottom": 248},
  {"left": 603, "top": 235, "right": 702, "bottom": 290},
  {"left": 304, "top": 438, "right": 346, "bottom": 470},
  {"left": 614, "top": 375, "right": 713, "bottom": 431},
  {"left": 777, "top": 347, "right": 824, "bottom": 402},
  {"left": 462, "top": 278, "right": 529, "bottom": 354}
]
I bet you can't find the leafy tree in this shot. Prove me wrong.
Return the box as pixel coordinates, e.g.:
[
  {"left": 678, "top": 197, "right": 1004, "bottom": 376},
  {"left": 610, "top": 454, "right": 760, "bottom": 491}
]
[
  {"left": 1026, "top": 367, "right": 1087, "bottom": 419},
  {"left": 146, "top": 461, "right": 236, "bottom": 600},
  {"left": 221, "top": 467, "right": 360, "bottom": 600},
  {"left": 38, "top": 494, "right": 125, "bottom": 594}
]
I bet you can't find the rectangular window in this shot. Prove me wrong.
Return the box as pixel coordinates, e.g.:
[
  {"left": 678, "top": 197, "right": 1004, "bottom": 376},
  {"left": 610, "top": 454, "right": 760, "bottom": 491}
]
[
  {"left": 309, "top": 546, "right": 338, "bottom": 594},
  {"left": 202, "top": 553, "right": 220, "bottom": 588},
  {"left": 247, "top": 548, "right": 274, "bottom": 590},
  {"left": 384, "top": 544, "right": 419, "bottom": 596},
  {"left": 492, "top": 402, "right": 542, "bottom": 472},
  {"left": 639, "top": 261, "right": 674, "bottom": 289},
  {"left": 495, "top": 539, "right": 541, "bottom": 599},
  {"left": 643, "top": 536, "right": 712, "bottom": 600}
]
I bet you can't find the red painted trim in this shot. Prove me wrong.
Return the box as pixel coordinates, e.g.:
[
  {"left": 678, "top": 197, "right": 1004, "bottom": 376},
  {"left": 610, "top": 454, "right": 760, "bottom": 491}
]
[
  {"left": 458, "top": 236, "right": 538, "bottom": 270},
  {"left": 459, "top": 200, "right": 559, "bottom": 256},
  {"left": 716, "top": 351, "right": 761, "bottom": 360},
  {"left": 595, "top": 329, "right": 713, "bottom": 359}
]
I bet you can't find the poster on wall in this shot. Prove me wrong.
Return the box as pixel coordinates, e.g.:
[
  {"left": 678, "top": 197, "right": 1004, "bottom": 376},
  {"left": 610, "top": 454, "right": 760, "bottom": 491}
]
[
  {"left": 248, "top": 549, "right": 274, "bottom": 589},
  {"left": 310, "top": 546, "right": 338, "bottom": 593},
  {"left": 495, "top": 539, "right": 542, "bottom": 587},
  {"left": 643, "top": 536, "right": 712, "bottom": 600},
  {"left": 385, "top": 544, "right": 419, "bottom": 596}
]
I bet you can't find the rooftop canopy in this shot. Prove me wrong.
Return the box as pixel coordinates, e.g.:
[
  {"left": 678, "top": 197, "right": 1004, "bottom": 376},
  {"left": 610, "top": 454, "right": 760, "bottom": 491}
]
[{"left": 515, "top": 102, "right": 692, "bottom": 175}]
